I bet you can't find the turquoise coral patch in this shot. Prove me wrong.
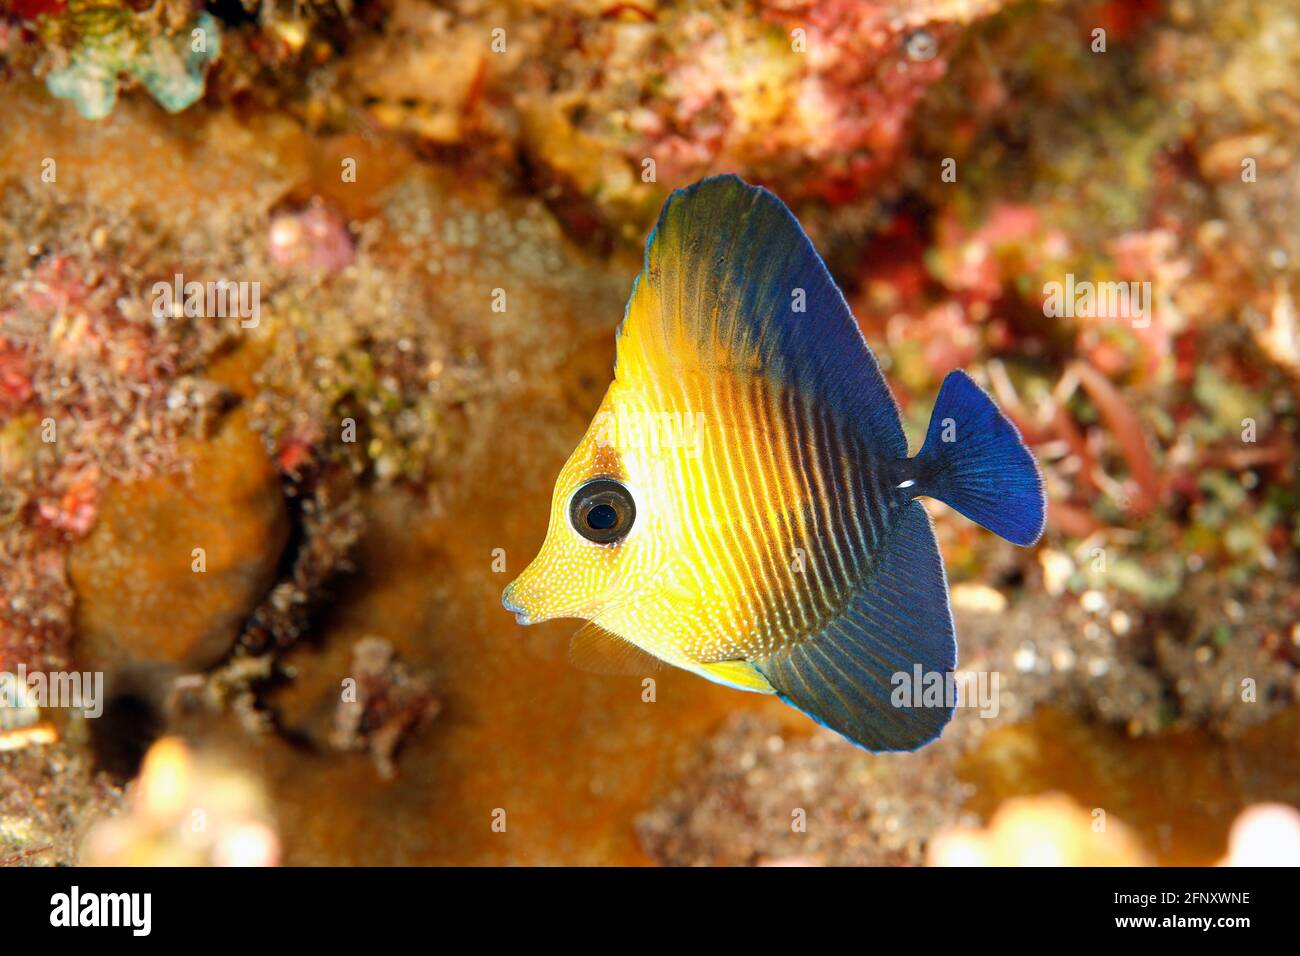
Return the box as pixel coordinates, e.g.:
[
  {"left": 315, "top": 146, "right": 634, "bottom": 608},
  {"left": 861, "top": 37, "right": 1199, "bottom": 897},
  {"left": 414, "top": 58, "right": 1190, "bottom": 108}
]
[{"left": 46, "top": 12, "right": 221, "bottom": 120}]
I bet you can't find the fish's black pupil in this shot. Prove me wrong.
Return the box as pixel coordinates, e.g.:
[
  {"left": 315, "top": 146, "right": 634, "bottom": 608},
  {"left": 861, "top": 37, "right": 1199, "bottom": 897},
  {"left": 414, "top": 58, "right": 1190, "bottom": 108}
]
[
  {"left": 586, "top": 503, "right": 618, "bottom": 530},
  {"left": 569, "top": 478, "right": 636, "bottom": 544}
]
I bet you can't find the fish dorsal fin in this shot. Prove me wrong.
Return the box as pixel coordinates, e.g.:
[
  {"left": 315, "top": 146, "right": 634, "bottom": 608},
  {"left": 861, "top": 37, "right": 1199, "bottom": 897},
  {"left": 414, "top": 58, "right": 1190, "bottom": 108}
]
[
  {"left": 568, "top": 621, "right": 663, "bottom": 677},
  {"left": 615, "top": 175, "right": 907, "bottom": 457}
]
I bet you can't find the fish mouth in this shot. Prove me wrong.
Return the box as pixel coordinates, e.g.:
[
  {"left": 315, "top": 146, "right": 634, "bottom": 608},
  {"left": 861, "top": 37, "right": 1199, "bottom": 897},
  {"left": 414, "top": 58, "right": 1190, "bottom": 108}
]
[
  {"left": 501, "top": 585, "right": 534, "bottom": 626},
  {"left": 503, "top": 579, "right": 607, "bottom": 626}
]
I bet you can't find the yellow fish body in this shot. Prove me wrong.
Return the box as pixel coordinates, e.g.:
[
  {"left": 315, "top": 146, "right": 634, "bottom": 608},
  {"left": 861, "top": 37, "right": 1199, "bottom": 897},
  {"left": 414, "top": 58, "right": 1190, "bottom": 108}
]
[{"left": 503, "top": 176, "right": 1044, "bottom": 751}]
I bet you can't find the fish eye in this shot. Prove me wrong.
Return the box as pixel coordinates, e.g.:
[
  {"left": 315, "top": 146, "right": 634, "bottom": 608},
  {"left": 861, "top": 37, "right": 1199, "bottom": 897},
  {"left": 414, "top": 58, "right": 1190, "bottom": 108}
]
[{"left": 569, "top": 478, "right": 636, "bottom": 544}]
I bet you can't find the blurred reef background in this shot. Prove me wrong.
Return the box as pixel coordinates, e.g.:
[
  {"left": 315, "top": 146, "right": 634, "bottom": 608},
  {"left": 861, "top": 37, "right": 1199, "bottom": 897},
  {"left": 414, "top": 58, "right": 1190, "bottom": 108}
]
[{"left": 1, "top": 0, "right": 1298, "bottom": 865}]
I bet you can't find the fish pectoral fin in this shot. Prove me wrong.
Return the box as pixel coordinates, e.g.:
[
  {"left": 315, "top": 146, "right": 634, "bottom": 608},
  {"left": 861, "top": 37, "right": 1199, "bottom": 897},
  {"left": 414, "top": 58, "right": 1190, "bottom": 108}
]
[
  {"left": 568, "top": 621, "right": 664, "bottom": 677},
  {"left": 695, "top": 659, "right": 776, "bottom": 694},
  {"left": 753, "top": 501, "right": 957, "bottom": 752}
]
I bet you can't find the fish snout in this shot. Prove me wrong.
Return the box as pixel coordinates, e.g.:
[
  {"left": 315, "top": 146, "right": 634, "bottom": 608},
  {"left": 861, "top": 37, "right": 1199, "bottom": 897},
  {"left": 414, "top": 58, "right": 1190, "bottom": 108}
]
[{"left": 501, "top": 580, "right": 535, "bottom": 626}]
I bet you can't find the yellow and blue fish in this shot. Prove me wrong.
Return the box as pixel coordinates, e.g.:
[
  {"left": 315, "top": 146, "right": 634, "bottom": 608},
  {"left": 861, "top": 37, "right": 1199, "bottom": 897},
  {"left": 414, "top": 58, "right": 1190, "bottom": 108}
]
[{"left": 503, "top": 175, "right": 1045, "bottom": 751}]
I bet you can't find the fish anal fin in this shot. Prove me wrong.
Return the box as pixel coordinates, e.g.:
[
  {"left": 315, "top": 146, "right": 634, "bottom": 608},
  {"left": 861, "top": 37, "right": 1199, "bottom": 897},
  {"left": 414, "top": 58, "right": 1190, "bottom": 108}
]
[
  {"left": 569, "top": 622, "right": 664, "bottom": 677},
  {"left": 753, "top": 502, "right": 957, "bottom": 752},
  {"left": 695, "top": 660, "right": 776, "bottom": 694}
]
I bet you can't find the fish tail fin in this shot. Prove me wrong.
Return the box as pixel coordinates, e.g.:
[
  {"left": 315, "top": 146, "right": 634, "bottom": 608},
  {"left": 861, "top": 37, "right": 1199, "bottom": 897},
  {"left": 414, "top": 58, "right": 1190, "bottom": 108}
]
[{"left": 908, "top": 370, "right": 1045, "bottom": 547}]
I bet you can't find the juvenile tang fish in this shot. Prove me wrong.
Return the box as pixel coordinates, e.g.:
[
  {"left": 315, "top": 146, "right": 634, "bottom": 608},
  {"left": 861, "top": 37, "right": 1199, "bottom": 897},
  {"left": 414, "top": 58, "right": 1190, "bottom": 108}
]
[{"left": 502, "top": 176, "right": 1045, "bottom": 751}]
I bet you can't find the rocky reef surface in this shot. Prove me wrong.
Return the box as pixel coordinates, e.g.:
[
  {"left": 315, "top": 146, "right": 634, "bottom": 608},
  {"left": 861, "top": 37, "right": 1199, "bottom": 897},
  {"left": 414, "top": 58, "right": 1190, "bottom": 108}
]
[{"left": 0, "top": 0, "right": 1297, "bottom": 865}]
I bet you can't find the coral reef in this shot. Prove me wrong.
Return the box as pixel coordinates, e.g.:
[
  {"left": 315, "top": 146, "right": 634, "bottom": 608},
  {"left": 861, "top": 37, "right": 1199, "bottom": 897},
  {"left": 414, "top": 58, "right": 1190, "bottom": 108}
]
[
  {"left": 636, "top": 712, "right": 972, "bottom": 866},
  {"left": 0, "top": 0, "right": 1296, "bottom": 865},
  {"left": 69, "top": 406, "right": 289, "bottom": 676},
  {"left": 929, "top": 795, "right": 1300, "bottom": 866},
  {"left": 80, "top": 736, "right": 279, "bottom": 865},
  {"left": 44, "top": 6, "right": 221, "bottom": 120},
  {"left": 329, "top": 635, "right": 440, "bottom": 780},
  {"left": 0, "top": 740, "right": 124, "bottom": 866},
  {"left": 927, "top": 793, "right": 1153, "bottom": 866},
  {"left": 637, "top": 703, "right": 1300, "bottom": 866}
]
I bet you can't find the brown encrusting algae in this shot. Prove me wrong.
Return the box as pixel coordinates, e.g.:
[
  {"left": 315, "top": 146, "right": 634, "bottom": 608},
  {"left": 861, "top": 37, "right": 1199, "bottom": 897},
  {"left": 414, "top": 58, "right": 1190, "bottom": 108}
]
[{"left": 0, "top": 0, "right": 1297, "bottom": 867}]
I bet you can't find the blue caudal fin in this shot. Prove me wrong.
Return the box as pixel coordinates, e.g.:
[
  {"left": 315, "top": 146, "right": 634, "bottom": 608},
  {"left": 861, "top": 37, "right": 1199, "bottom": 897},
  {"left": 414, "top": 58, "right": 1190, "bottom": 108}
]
[{"left": 909, "top": 370, "right": 1046, "bottom": 547}]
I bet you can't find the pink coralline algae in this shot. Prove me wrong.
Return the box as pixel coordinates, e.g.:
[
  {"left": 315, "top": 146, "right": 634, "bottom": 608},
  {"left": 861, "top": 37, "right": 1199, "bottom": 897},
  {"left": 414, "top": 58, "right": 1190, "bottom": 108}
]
[
  {"left": 268, "top": 201, "right": 355, "bottom": 274},
  {"left": 750, "top": 3, "right": 967, "bottom": 202},
  {"left": 0, "top": 339, "right": 35, "bottom": 409},
  {"left": 629, "top": 2, "right": 985, "bottom": 204},
  {"left": 34, "top": 463, "right": 100, "bottom": 537}
]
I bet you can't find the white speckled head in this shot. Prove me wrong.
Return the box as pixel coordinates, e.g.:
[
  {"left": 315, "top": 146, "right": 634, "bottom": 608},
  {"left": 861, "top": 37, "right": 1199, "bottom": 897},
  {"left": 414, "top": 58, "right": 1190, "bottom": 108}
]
[{"left": 501, "top": 386, "right": 669, "bottom": 627}]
